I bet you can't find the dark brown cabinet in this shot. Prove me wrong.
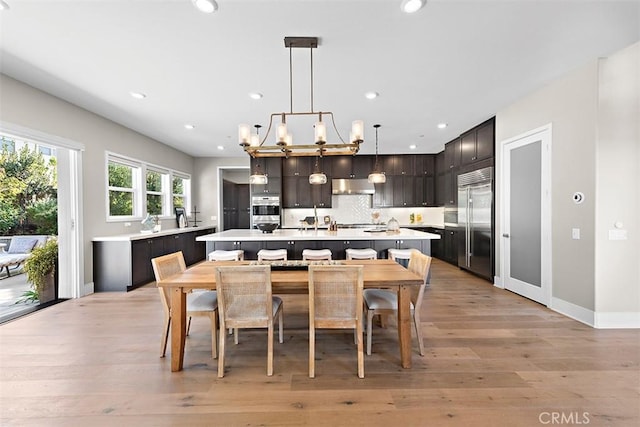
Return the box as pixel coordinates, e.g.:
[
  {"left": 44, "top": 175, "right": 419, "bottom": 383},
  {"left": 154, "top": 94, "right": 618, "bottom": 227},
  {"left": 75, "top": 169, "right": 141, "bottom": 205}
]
[
  {"left": 93, "top": 227, "right": 215, "bottom": 292},
  {"left": 392, "top": 176, "right": 416, "bottom": 207},
  {"left": 415, "top": 155, "right": 435, "bottom": 176},
  {"left": 442, "top": 228, "right": 458, "bottom": 265},
  {"left": 283, "top": 156, "right": 312, "bottom": 177},
  {"left": 331, "top": 155, "right": 372, "bottom": 178},
  {"left": 436, "top": 169, "right": 456, "bottom": 207},
  {"left": 460, "top": 118, "right": 494, "bottom": 166},
  {"left": 250, "top": 157, "right": 282, "bottom": 195},
  {"left": 444, "top": 138, "right": 461, "bottom": 170},
  {"left": 415, "top": 175, "right": 435, "bottom": 207},
  {"left": 373, "top": 179, "right": 394, "bottom": 207},
  {"left": 282, "top": 176, "right": 313, "bottom": 208}
]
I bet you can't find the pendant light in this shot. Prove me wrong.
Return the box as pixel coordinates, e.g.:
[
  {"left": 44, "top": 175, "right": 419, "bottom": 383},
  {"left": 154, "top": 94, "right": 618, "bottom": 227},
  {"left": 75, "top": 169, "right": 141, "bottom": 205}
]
[
  {"left": 249, "top": 125, "right": 268, "bottom": 185},
  {"left": 368, "top": 124, "right": 386, "bottom": 183},
  {"left": 309, "top": 150, "right": 327, "bottom": 185}
]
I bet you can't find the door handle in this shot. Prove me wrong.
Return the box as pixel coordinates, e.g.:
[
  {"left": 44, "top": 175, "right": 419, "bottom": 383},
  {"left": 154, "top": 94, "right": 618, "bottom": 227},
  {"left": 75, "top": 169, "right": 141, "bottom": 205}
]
[{"left": 502, "top": 233, "right": 510, "bottom": 238}]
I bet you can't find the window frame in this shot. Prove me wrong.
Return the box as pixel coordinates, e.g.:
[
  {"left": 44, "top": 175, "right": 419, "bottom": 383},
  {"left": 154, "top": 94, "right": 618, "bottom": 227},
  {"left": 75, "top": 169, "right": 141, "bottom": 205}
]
[{"left": 105, "top": 152, "right": 191, "bottom": 222}]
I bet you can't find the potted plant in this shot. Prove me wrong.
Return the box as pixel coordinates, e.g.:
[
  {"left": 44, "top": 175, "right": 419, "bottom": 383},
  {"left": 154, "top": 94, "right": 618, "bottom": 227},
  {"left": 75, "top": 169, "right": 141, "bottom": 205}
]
[{"left": 21, "top": 238, "right": 58, "bottom": 304}]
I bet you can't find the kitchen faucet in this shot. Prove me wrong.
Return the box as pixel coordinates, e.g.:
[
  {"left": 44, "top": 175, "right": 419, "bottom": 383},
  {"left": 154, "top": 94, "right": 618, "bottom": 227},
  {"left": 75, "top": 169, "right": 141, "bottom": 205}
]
[{"left": 314, "top": 205, "right": 318, "bottom": 231}]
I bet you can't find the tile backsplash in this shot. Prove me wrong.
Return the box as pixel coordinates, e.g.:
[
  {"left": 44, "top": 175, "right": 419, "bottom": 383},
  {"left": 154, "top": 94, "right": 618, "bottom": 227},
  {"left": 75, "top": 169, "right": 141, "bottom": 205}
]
[{"left": 282, "top": 195, "right": 444, "bottom": 228}]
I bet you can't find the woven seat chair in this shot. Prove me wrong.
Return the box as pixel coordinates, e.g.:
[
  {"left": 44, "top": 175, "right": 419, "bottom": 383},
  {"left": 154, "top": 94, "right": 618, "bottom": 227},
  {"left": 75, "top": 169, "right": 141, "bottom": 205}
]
[
  {"left": 308, "top": 265, "right": 364, "bottom": 379},
  {"left": 302, "top": 248, "right": 332, "bottom": 261},
  {"left": 152, "top": 251, "right": 219, "bottom": 359},
  {"left": 345, "top": 248, "right": 377, "bottom": 260},
  {"left": 215, "top": 265, "right": 284, "bottom": 378},
  {"left": 364, "top": 249, "right": 432, "bottom": 356}
]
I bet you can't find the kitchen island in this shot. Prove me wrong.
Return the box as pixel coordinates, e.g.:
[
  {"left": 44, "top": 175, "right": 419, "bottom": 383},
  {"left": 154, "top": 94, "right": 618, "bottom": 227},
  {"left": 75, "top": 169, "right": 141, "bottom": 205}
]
[{"left": 197, "top": 228, "right": 440, "bottom": 260}]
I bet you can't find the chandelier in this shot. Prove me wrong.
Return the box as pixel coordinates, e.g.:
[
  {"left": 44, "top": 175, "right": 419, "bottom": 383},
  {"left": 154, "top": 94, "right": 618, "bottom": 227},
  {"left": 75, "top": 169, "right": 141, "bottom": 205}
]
[{"left": 239, "top": 37, "right": 364, "bottom": 159}]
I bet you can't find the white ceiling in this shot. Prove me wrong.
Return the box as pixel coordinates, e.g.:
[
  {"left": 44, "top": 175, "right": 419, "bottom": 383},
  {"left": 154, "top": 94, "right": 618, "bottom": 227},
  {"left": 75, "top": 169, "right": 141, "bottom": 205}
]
[{"left": 1, "top": 0, "right": 638, "bottom": 157}]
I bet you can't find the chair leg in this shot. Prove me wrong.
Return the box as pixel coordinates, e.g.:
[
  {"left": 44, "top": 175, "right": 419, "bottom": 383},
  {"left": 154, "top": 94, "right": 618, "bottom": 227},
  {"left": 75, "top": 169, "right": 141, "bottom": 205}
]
[
  {"left": 267, "top": 322, "right": 274, "bottom": 376},
  {"left": 210, "top": 311, "right": 218, "bottom": 359},
  {"left": 278, "top": 309, "right": 284, "bottom": 344},
  {"left": 309, "top": 325, "right": 315, "bottom": 378},
  {"left": 366, "top": 309, "right": 374, "bottom": 356},
  {"left": 413, "top": 309, "right": 425, "bottom": 356},
  {"left": 161, "top": 316, "right": 170, "bottom": 357},
  {"left": 356, "top": 321, "right": 364, "bottom": 379},
  {"left": 218, "top": 321, "right": 226, "bottom": 378},
  {"left": 234, "top": 328, "right": 239, "bottom": 345},
  {"left": 186, "top": 316, "right": 192, "bottom": 336}
]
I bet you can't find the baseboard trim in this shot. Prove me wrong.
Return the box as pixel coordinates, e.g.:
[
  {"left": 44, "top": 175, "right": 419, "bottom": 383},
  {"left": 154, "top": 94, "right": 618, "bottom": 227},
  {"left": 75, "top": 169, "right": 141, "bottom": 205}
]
[
  {"left": 594, "top": 311, "right": 640, "bottom": 329},
  {"left": 82, "top": 281, "right": 94, "bottom": 297},
  {"left": 550, "top": 297, "right": 595, "bottom": 327}
]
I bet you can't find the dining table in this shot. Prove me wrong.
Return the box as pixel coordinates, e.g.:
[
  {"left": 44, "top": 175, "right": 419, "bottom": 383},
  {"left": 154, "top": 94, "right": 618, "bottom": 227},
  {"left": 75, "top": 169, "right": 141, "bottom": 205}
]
[{"left": 156, "top": 258, "right": 424, "bottom": 372}]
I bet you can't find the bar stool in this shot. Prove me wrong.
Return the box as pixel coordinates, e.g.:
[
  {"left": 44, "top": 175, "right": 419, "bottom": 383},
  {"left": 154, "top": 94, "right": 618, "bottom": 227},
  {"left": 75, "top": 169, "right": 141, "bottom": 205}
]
[
  {"left": 257, "top": 249, "right": 288, "bottom": 261},
  {"left": 388, "top": 248, "right": 412, "bottom": 267},
  {"left": 208, "top": 250, "right": 244, "bottom": 261},
  {"left": 345, "top": 248, "right": 377, "bottom": 260},
  {"left": 302, "top": 249, "right": 332, "bottom": 261}
]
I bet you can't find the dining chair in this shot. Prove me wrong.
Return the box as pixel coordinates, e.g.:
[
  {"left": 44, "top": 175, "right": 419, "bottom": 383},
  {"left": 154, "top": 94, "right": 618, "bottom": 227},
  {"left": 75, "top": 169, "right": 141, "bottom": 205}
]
[
  {"left": 364, "top": 249, "right": 432, "bottom": 356},
  {"left": 308, "top": 265, "right": 364, "bottom": 378},
  {"left": 388, "top": 248, "right": 412, "bottom": 267},
  {"left": 215, "top": 265, "right": 284, "bottom": 378},
  {"left": 151, "top": 251, "right": 219, "bottom": 359}
]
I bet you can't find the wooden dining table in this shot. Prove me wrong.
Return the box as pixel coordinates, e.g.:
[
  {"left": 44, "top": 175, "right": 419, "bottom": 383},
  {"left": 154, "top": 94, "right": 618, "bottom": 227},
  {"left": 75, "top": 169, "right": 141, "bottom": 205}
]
[{"left": 156, "top": 259, "right": 423, "bottom": 372}]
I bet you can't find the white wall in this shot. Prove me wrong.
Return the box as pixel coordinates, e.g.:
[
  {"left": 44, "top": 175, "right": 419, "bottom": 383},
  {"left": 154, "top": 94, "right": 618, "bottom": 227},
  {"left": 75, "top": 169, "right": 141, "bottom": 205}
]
[
  {"left": 193, "top": 157, "right": 249, "bottom": 229},
  {"left": 495, "top": 41, "right": 640, "bottom": 326},
  {"left": 594, "top": 42, "right": 640, "bottom": 326},
  {"left": 0, "top": 74, "right": 195, "bottom": 286}
]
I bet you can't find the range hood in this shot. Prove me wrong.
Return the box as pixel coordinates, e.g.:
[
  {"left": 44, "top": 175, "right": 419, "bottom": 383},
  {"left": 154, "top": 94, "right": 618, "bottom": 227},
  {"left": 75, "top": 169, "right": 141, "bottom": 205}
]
[{"left": 331, "top": 179, "right": 375, "bottom": 195}]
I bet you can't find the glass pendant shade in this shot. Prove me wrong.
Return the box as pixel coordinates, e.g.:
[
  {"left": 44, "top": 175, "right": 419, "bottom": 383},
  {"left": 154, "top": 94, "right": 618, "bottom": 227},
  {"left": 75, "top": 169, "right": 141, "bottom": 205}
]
[
  {"left": 368, "top": 171, "right": 386, "bottom": 183},
  {"left": 309, "top": 172, "right": 327, "bottom": 185},
  {"left": 238, "top": 124, "right": 250, "bottom": 145},
  {"left": 249, "top": 173, "right": 268, "bottom": 185}
]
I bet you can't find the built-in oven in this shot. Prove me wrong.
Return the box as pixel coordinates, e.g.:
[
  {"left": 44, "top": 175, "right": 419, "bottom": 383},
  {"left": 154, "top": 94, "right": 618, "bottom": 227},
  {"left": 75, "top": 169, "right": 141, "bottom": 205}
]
[{"left": 251, "top": 195, "right": 281, "bottom": 228}]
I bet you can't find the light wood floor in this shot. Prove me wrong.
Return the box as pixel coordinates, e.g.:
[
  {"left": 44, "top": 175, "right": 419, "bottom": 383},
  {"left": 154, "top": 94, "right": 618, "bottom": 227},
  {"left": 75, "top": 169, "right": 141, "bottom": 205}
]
[{"left": 1, "top": 259, "right": 638, "bottom": 426}]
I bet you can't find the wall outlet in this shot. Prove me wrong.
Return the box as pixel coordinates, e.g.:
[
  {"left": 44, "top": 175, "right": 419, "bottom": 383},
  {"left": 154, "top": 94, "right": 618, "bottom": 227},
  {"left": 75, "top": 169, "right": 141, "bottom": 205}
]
[
  {"left": 124, "top": 222, "right": 131, "bottom": 227},
  {"left": 210, "top": 216, "right": 217, "bottom": 221}
]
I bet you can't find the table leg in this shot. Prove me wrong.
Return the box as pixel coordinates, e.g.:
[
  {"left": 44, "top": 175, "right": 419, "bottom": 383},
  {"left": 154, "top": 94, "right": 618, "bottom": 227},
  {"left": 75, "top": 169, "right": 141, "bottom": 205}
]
[
  {"left": 397, "top": 284, "right": 412, "bottom": 368},
  {"left": 170, "top": 287, "right": 186, "bottom": 372}
]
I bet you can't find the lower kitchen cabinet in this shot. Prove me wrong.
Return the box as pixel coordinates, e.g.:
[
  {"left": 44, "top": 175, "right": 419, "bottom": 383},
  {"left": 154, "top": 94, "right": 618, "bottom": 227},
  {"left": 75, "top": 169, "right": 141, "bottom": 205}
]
[
  {"left": 93, "top": 227, "right": 215, "bottom": 292},
  {"left": 442, "top": 228, "right": 458, "bottom": 266}
]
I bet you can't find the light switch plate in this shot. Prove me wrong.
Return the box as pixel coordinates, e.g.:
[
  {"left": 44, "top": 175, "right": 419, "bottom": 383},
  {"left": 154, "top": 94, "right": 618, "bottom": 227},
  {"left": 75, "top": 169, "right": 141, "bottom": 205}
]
[
  {"left": 609, "top": 229, "right": 628, "bottom": 240},
  {"left": 572, "top": 228, "right": 580, "bottom": 240}
]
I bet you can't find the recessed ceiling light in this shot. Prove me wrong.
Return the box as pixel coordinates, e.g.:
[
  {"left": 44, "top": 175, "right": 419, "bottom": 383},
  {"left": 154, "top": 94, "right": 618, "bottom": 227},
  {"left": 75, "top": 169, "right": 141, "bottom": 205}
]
[
  {"left": 437, "top": 123, "right": 448, "bottom": 129},
  {"left": 249, "top": 92, "right": 263, "bottom": 100},
  {"left": 409, "top": 144, "right": 417, "bottom": 150},
  {"left": 192, "top": 0, "right": 218, "bottom": 14},
  {"left": 365, "top": 91, "right": 379, "bottom": 100},
  {"left": 129, "top": 91, "right": 146, "bottom": 99},
  {"left": 217, "top": 145, "right": 224, "bottom": 150},
  {"left": 401, "top": 0, "right": 426, "bottom": 14},
  {"left": 184, "top": 124, "right": 195, "bottom": 130},
  {"left": 0, "top": 1, "right": 10, "bottom": 11}
]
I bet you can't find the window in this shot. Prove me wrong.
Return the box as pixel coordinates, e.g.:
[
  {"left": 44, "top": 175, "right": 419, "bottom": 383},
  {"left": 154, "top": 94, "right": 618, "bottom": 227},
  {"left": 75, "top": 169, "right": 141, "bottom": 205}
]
[
  {"left": 172, "top": 174, "right": 190, "bottom": 211},
  {"left": 146, "top": 168, "right": 168, "bottom": 216},
  {"left": 106, "top": 152, "right": 190, "bottom": 221},
  {"left": 1, "top": 136, "right": 15, "bottom": 152},
  {"left": 108, "top": 159, "right": 140, "bottom": 218}
]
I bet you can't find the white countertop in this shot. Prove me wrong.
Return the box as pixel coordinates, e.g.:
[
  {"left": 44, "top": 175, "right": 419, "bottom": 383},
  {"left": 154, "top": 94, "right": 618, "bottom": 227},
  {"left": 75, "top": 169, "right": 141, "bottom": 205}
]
[
  {"left": 92, "top": 226, "right": 215, "bottom": 242},
  {"left": 196, "top": 228, "right": 440, "bottom": 242}
]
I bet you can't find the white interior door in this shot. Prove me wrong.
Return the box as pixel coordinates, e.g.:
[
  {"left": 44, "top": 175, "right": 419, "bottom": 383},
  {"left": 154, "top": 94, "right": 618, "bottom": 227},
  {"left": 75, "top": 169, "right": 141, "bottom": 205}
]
[{"left": 501, "top": 125, "right": 551, "bottom": 305}]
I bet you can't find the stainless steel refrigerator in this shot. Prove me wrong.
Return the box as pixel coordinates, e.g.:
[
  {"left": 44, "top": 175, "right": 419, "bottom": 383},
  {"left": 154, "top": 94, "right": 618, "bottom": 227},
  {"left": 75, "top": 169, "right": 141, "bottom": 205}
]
[{"left": 457, "top": 167, "right": 493, "bottom": 280}]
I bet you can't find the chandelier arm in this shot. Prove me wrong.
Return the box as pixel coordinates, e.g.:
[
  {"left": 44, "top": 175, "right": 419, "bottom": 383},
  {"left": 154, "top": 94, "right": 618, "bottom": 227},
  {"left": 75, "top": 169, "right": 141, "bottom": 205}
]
[
  {"left": 259, "top": 114, "right": 278, "bottom": 146},
  {"left": 327, "top": 112, "right": 347, "bottom": 144}
]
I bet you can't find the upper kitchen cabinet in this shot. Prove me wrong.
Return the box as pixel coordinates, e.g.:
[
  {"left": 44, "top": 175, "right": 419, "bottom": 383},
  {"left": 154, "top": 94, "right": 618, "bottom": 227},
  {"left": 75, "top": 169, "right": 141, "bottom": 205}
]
[
  {"left": 283, "top": 156, "right": 312, "bottom": 177},
  {"left": 415, "top": 155, "right": 435, "bottom": 176},
  {"left": 444, "top": 137, "right": 461, "bottom": 170},
  {"left": 460, "top": 117, "right": 495, "bottom": 166},
  {"left": 331, "top": 155, "right": 371, "bottom": 179},
  {"left": 250, "top": 157, "right": 282, "bottom": 195},
  {"left": 389, "top": 155, "right": 416, "bottom": 176},
  {"left": 435, "top": 151, "right": 447, "bottom": 174}
]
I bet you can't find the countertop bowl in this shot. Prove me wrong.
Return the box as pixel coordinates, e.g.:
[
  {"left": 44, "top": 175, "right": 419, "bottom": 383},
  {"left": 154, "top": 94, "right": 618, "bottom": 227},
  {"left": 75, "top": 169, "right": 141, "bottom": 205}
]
[{"left": 256, "top": 223, "right": 279, "bottom": 233}]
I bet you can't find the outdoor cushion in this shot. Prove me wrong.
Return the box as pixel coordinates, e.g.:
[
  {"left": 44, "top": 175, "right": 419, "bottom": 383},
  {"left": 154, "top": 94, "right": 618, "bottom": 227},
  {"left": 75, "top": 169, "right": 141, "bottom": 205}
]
[{"left": 7, "top": 237, "right": 38, "bottom": 254}]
